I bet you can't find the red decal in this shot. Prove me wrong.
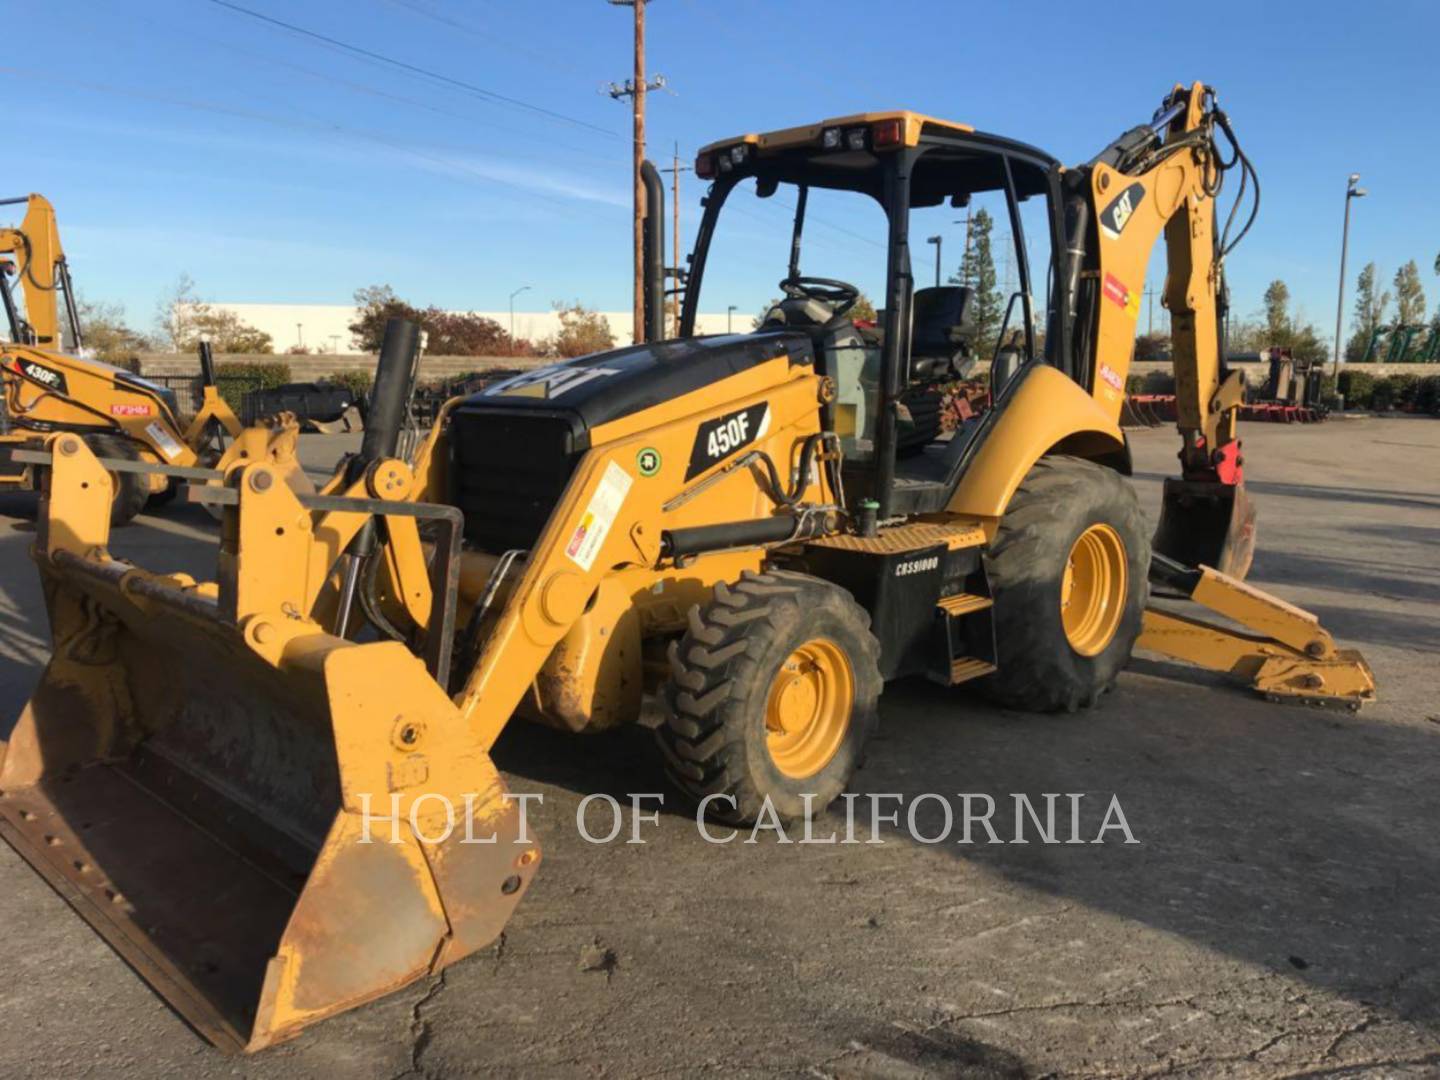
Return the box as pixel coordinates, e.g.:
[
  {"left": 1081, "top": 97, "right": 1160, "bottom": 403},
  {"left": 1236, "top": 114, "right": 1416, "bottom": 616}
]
[
  {"left": 110, "top": 403, "right": 151, "bottom": 417},
  {"left": 1098, "top": 363, "right": 1124, "bottom": 391},
  {"left": 565, "top": 523, "right": 587, "bottom": 557},
  {"left": 1214, "top": 441, "right": 1243, "bottom": 485},
  {"left": 1102, "top": 273, "right": 1130, "bottom": 309}
]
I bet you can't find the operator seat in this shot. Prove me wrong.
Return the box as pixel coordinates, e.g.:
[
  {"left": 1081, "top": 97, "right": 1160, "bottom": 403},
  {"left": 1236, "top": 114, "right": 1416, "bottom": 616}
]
[
  {"left": 895, "top": 285, "right": 976, "bottom": 452},
  {"left": 909, "top": 285, "right": 975, "bottom": 380}
]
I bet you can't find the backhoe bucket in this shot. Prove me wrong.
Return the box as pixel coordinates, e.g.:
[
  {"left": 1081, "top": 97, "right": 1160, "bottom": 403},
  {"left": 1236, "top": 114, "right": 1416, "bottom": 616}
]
[
  {"left": 1152, "top": 476, "right": 1256, "bottom": 580},
  {"left": 0, "top": 442, "right": 538, "bottom": 1052}
]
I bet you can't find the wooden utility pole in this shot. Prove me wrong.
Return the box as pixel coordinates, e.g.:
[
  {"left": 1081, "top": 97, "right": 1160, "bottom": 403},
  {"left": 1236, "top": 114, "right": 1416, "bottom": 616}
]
[
  {"left": 661, "top": 142, "right": 690, "bottom": 337},
  {"left": 608, "top": 1, "right": 665, "bottom": 343}
]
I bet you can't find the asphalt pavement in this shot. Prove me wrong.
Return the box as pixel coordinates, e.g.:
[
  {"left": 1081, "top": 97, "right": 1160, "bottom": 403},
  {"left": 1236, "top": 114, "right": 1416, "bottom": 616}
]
[{"left": 0, "top": 418, "right": 1437, "bottom": 1078}]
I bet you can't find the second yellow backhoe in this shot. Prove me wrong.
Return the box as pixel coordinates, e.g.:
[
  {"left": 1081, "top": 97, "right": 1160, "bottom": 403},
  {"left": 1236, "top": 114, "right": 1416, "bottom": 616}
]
[
  {"left": 0, "top": 84, "right": 1373, "bottom": 1053},
  {"left": 0, "top": 194, "right": 280, "bottom": 523}
]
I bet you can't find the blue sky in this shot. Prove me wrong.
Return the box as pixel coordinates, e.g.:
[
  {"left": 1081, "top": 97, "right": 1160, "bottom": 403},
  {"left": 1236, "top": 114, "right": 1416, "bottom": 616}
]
[{"left": 11, "top": 0, "right": 1438, "bottom": 341}]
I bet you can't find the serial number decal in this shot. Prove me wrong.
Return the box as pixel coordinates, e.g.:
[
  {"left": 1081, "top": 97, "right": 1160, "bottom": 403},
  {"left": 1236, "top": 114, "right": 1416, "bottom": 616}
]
[
  {"left": 145, "top": 421, "right": 184, "bottom": 460},
  {"left": 685, "top": 403, "right": 770, "bottom": 480},
  {"left": 110, "top": 403, "right": 152, "bottom": 417},
  {"left": 17, "top": 359, "right": 67, "bottom": 395},
  {"left": 894, "top": 556, "right": 939, "bottom": 577}
]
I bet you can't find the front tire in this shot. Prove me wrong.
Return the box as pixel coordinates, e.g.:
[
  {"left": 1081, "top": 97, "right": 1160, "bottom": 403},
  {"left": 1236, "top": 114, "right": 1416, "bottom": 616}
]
[
  {"left": 83, "top": 434, "right": 148, "bottom": 526},
  {"left": 981, "top": 455, "right": 1149, "bottom": 712},
  {"left": 659, "top": 571, "right": 881, "bottom": 824}
]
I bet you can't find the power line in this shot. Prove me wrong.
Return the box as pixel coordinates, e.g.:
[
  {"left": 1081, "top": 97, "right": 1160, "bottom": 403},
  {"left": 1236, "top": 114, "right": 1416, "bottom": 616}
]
[
  {"left": 205, "top": 0, "right": 620, "bottom": 138},
  {"left": 0, "top": 65, "right": 611, "bottom": 221}
]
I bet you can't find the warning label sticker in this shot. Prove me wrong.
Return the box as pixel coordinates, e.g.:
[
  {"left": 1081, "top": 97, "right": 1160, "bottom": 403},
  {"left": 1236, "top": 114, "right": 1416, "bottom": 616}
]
[
  {"left": 564, "top": 460, "right": 632, "bottom": 572},
  {"left": 1098, "top": 363, "right": 1124, "bottom": 392},
  {"left": 1102, "top": 273, "right": 1141, "bottom": 318},
  {"left": 145, "top": 421, "right": 184, "bottom": 461}
]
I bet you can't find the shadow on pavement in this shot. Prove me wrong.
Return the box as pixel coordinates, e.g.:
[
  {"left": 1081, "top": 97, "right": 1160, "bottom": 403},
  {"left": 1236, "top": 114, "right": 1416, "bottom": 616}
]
[
  {"left": 492, "top": 673, "right": 1440, "bottom": 1036},
  {"left": 1133, "top": 471, "right": 1440, "bottom": 513}
]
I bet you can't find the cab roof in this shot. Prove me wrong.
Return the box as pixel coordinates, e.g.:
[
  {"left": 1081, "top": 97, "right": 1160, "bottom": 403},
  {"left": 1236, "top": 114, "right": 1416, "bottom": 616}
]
[
  {"left": 696, "top": 110, "right": 1057, "bottom": 206},
  {"left": 698, "top": 110, "right": 977, "bottom": 156}
]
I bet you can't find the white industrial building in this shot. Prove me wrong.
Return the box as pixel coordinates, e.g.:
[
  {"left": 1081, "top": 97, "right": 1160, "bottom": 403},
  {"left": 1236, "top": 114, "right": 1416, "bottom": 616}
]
[{"left": 210, "top": 303, "right": 742, "bottom": 353}]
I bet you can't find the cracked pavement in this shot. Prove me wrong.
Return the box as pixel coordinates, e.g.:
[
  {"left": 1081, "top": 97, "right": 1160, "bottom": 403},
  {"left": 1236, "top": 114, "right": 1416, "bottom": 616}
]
[{"left": 0, "top": 418, "right": 1437, "bottom": 1077}]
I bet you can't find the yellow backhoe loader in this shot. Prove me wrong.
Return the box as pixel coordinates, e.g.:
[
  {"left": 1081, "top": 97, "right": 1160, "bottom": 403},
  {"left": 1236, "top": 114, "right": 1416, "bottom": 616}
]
[
  {"left": 0, "top": 84, "right": 1373, "bottom": 1052},
  {"left": 0, "top": 194, "right": 254, "bottom": 523}
]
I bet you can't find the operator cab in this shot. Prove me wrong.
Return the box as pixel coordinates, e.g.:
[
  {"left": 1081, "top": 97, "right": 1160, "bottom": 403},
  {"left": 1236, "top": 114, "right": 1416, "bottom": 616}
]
[{"left": 680, "top": 112, "right": 1064, "bottom": 518}]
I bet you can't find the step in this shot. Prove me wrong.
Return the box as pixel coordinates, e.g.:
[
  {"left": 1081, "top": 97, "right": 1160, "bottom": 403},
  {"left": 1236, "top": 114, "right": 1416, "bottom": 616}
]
[
  {"left": 936, "top": 592, "right": 993, "bottom": 617},
  {"left": 949, "top": 657, "right": 997, "bottom": 685}
]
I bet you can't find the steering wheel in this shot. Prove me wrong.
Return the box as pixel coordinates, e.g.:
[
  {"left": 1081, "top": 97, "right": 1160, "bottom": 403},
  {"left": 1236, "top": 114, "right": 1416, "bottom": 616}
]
[{"left": 779, "top": 276, "right": 860, "bottom": 318}]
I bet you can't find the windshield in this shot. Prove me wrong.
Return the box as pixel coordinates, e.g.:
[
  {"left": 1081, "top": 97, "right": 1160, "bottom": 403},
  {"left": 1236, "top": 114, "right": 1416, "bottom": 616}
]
[{"left": 694, "top": 178, "right": 889, "bottom": 332}]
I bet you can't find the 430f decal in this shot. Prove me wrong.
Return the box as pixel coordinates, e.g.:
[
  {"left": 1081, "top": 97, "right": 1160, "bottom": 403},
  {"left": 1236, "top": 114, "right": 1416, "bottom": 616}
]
[{"left": 16, "top": 358, "right": 67, "bottom": 395}]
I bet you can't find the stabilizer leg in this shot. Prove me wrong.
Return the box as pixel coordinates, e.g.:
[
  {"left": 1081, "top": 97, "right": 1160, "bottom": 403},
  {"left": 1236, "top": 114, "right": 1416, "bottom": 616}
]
[{"left": 1139, "top": 555, "right": 1376, "bottom": 708}]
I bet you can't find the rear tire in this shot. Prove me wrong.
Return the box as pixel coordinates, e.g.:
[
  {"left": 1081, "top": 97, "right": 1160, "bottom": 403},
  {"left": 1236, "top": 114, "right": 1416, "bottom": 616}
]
[
  {"left": 659, "top": 570, "right": 881, "bottom": 825},
  {"left": 146, "top": 479, "right": 179, "bottom": 509},
  {"left": 981, "top": 455, "right": 1148, "bottom": 712},
  {"left": 83, "top": 434, "right": 149, "bottom": 526}
]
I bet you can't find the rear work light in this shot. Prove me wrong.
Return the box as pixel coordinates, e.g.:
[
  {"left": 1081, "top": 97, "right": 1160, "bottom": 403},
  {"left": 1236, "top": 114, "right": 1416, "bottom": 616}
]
[
  {"left": 872, "top": 118, "right": 905, "bottom": 148},
  {"left": 821, "top": 127, "right": 842, "bottom": 149},
  {"left": 845, "top": 127, "right": 867, "bottom": 151}
]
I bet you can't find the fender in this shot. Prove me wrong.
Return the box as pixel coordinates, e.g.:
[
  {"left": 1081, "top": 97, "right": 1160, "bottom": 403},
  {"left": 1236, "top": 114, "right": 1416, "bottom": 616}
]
[{"left": 946, "top": 363, "right": 1130, "bottom": 521}]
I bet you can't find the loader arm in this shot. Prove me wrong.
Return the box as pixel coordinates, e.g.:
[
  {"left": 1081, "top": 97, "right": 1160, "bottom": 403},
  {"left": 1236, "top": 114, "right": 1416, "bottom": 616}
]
[{"left": 450, "top": 357, "right": 835, "bottom": 750}]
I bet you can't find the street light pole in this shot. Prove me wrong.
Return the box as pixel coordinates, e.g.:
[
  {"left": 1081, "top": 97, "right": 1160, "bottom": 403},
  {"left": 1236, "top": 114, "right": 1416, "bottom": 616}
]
[
  {"left": 509, "top": 285, "right": 532, "bottom": 345},
  {"left": 926, "top": 235, "right": 942, "bottom": 288},
  {"left": 1332, "top": 173, "right": 1367, "bottom": 380}
]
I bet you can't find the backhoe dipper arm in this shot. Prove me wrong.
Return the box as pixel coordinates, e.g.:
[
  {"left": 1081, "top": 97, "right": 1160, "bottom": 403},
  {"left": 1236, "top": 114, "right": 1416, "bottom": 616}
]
[
  {"left": 1080, "top": 83, "right": 1259, "bottom": 577},
  {"left": 0, "top": 194, "right": 79, "bottom": 349}
]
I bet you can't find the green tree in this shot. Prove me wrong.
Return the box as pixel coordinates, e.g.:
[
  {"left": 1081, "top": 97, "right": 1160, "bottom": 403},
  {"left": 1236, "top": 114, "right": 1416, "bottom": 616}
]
[
  {"left": 1346, "top": 262, "right": 1389, "bottom": 361},
  {"left": 349, "top": 284, "right": 535, "bottom": 355},
  {"left": 424, "top": 310, "right": 512, "bottom": 355},
  {"left": 154, "top": 274, "right": 272, "bottom": 353},
  {"left": 77, "top": 297, "right": 152, "bottom": 368},
  {"left": 949, "top": 208, "right": 1001, "bottom": 354},
  {"left": 1133, "top": 332, "right": 1170, "bottom": 361},
  {"left": 1431, "top": 252, "right": 1440, "bottom": 332},
  {"left": 1262, "top": 279, "right": 1291, "bottom": 342},
  {"left": 348, "top": 284, "right": 425, "bottom": 352},
  {"left": 1236, "top": 282, "right": 1328, "bottom": 362},
  {"left": 546, "top": 301, "right": 615, "bottom": 358},
  {"left": 1393, "top": 260, "right": 1426, "bottom": 326}
]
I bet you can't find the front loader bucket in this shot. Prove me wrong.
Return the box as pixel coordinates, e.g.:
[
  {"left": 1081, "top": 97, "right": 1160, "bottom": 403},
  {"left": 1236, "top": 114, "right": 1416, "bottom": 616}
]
[
  {"left": 1153, "top": 476, "right": 1257, "bottom": 580},
  {"left": 0, "top": 552, "right": 539, "bottom": 1052}
]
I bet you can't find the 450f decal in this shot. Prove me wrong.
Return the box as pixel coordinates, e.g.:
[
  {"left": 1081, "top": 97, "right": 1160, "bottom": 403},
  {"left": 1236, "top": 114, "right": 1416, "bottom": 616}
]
[{"left": 685, "top": 403, "right": 770, "bottom": 480}]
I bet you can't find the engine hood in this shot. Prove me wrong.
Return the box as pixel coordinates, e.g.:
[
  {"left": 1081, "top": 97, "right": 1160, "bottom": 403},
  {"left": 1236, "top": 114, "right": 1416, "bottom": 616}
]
[{"left": 460, "top": 331, "right": 813, "bottom": 435}]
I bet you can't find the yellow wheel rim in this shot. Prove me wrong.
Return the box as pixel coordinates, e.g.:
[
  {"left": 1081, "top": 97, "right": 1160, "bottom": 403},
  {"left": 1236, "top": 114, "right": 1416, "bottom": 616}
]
[
  {"left": 1060, "top": 523, "right": 1128, "bottom": 657},
  {"left": 764, "top": 638, "right": 853, "bottom": 779}
]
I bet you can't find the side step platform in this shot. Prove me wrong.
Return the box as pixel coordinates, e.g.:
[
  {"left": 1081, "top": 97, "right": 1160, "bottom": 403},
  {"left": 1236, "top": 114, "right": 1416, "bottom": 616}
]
[
  {"left": 1138, "top": 554, "right": 1376, "bottom": 708},
  {"left": 936, "top": 591, "right": 997, "bottom": 686}
]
